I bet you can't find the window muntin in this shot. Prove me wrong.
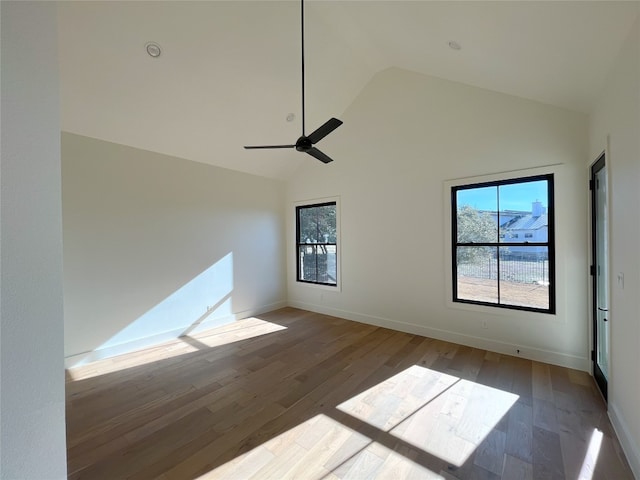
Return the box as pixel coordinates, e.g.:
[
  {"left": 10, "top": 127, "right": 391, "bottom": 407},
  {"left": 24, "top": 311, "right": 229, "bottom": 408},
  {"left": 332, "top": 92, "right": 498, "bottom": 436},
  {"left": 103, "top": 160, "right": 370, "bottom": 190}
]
[
  {"left": 452, "top": 174, "right": 555, "bottom": 313},
  {"left": 296, "top": 202, "right": 337, "bottom": 286}
]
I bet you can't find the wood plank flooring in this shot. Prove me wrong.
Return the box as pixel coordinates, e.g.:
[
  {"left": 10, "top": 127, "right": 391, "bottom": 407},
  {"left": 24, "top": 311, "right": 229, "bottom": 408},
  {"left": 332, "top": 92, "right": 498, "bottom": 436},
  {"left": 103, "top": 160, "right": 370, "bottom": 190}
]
[{"left": 66, "top": 308, "right": 634, "bottom": 479}]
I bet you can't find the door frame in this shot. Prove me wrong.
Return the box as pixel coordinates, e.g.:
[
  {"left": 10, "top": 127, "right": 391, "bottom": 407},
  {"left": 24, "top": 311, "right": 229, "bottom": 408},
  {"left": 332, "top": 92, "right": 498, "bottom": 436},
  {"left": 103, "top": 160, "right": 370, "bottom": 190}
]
[{"left": 590, "top": 152, "right": 608, "bottom": 401}]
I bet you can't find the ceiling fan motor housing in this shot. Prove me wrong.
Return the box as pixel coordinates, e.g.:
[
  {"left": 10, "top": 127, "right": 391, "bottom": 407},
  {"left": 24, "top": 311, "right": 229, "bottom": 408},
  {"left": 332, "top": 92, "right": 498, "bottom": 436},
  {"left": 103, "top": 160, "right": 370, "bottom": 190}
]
[{"left": 295, "top": 136, "right": 312, "bottom": 152}]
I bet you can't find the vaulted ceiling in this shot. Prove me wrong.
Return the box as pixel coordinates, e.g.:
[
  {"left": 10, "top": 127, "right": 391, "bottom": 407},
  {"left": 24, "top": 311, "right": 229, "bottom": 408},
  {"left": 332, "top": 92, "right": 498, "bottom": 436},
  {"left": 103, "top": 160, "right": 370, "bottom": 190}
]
[{"left": 58, "top": 1, "right": 639, "bottom": 180}]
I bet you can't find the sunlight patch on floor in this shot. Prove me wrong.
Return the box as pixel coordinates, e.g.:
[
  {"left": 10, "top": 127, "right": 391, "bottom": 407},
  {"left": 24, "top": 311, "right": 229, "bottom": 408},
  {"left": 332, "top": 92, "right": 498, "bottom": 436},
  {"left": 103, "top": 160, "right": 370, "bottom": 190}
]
[
  {"left": 578, "top": 428, "right": 603, "bottom": 480},
  {"left": 183, "top": 317, "right": 287, "bottom": 349},
  {"left": 196, "top": 365, "right": 518, "bottom": 478},
  {"left": 66, "top": 317, "right": 286, "bottom": 381},
  {"left": 197, "top": 413, "right": 445, "bottom": 480},
  {"left": 337, "top": 365, "right": 519, "bottom": 467}
]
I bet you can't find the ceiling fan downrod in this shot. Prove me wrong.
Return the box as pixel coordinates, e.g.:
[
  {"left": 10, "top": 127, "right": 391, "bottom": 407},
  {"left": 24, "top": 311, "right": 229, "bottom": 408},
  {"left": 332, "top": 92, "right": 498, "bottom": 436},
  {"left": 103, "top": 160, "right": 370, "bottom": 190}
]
[{"left": 244, "top": 0, "right": 343, "bottom": 164}]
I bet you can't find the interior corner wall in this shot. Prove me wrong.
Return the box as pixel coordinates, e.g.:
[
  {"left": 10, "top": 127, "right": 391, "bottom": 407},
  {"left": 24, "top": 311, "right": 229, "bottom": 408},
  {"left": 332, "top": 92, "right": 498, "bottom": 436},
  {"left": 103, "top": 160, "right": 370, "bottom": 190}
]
[
  {"left": 1, "top": 2, "right": 67, "bottom": 478},
  {"left": 62, "top": 133, "right": 286, "bottom": 366},
  {"left": 287, "top": 67, "right": 589, "bottom": 370},
  {"left": 588, "top": 14, "right": 640, "bottom": 478}
]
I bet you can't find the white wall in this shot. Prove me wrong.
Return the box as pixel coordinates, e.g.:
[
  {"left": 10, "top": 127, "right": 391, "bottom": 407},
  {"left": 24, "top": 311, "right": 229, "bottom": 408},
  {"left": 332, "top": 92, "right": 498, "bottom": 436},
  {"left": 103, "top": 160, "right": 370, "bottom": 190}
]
[
  {"left": 63, "top": 133, "right": 286, "bottom": 366},
  {"left": 589, "top": 14, "right": 640, "bottom": 478},
  {"left": 0, "top": 2, "right": 67, "bottom": 478},
  {"left": 287, "top": 67, "right": 589, "bottom": 370}
]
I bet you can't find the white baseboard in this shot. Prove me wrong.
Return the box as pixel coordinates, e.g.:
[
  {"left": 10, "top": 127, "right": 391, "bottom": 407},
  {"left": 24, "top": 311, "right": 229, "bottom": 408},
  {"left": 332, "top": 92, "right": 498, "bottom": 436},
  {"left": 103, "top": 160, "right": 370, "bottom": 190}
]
[
  {"left": 65, "top": 300, "right": 287, "bottom": 368},
  {"left": 288, "top": 301, "right": 590, "bottom": 371},
  {"left": 609, "top": 402, "right": 640, "bottom": 479}
]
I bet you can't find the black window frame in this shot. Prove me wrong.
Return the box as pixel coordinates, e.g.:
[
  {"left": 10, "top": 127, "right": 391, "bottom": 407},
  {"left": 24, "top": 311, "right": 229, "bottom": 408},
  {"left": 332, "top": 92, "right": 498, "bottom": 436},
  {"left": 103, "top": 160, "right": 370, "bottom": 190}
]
[
  {"left": 296, "top": 201, "right": 338, "bottom": 287},
  {"left": 451, "top": 174, "right": 556, "bottom": 314}
]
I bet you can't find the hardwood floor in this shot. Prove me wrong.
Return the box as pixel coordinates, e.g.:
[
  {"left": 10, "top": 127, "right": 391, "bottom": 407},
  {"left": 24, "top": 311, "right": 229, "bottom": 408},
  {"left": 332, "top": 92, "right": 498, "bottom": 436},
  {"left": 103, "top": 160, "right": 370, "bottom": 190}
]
[{"left": 66, "top": 308, "right": 634, "bottom": 479}]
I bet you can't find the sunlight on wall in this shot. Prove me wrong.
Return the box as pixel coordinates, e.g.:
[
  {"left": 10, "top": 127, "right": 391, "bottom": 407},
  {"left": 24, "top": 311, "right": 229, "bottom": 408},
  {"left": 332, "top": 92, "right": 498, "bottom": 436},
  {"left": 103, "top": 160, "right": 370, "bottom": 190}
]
[
  {"left": 337, "top": 365, "right": 519, "bottom": 467},
  {"left": 66, "top": 253, "right": 235, "bottom": 367},
  {"left": 100, "top": 253, "right": 234, "bottom": 349},
  {"left": 578, "top": 428, "right": 603, "bottom": 480}
]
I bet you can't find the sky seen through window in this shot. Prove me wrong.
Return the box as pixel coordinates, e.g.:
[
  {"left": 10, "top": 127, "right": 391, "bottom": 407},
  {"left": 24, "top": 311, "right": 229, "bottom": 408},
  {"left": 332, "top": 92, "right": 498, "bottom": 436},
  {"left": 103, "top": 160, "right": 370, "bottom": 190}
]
[{"left": 457, "top": 180, "right": 548, "bottom": 212}]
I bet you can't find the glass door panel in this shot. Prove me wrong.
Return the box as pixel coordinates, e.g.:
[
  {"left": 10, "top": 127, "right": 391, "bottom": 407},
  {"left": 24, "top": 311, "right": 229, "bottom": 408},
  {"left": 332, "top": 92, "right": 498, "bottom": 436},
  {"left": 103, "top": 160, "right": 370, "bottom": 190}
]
[{"left": 592, "top": 154, "right": 608, "bottom": 399}]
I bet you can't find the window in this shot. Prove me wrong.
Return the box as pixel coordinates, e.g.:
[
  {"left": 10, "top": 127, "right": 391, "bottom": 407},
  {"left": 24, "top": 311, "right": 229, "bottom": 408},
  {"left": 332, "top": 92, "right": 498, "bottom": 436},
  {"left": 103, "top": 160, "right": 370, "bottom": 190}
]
[
  {"left": 451, "top": 174, "right": 555, "bottom": 313},
  {"left": 296, "top": 202, "right": 337, "bottom": 286}
]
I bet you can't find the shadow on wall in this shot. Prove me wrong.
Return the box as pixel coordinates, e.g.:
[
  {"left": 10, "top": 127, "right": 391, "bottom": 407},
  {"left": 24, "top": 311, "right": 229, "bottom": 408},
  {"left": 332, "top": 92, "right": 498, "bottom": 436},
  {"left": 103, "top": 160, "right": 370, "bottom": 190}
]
[{"left": 66, "top": 252, "right": 235, "bottom": 367}]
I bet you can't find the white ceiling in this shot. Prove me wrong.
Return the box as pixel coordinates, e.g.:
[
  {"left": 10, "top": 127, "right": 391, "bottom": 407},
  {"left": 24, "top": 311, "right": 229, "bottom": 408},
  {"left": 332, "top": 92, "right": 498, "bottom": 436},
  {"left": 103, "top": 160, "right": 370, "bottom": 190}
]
[{"left": 58, "top": 1, "right": 639, "bottom": 180}]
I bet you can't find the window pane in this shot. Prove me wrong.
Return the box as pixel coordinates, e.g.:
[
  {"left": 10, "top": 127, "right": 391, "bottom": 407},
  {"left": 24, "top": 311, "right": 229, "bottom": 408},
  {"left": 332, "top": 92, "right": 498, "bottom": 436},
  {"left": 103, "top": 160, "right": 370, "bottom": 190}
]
[
  {"left": 456, "top": 246, "right": 498, "bottom": 303},
  {"left": 499, "top": 247, "right": 549, "bottom": 309},
  {"left": 323, "top": 245, "right": 337, "bottom": 285},
  {"left": 316, "top": 205, "right": 336, "bottom": 243},
  {"left": 457, "top": 186, "right": 497, "bottom": 212},
  {"left": 457, "top": 187, "right": 497, "bottom": 243},
  {"left": 499, "top": 180, "right": 548, "bottom": 243},
  {"left": 456, "top": 205, "right": 498, "bottom": 243},
  {"left": 298, "top": 245, "right": 337, "bottom": 285},
  {"left": 298, "top": 204, "right": 336, "bottom": 243},
  {"left": 298, "top": 245, "right": 317, "bottom": 282},
  {"left": 298, "top": 208, "right": 316, "bottom": 243}
]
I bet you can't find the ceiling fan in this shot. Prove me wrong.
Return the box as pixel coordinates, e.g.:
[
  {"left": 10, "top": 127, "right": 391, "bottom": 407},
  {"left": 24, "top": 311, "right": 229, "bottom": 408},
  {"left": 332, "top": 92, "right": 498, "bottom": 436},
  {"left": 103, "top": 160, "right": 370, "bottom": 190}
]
[{"left": 244, "top": 0, "right": 342, "bottom": 164}]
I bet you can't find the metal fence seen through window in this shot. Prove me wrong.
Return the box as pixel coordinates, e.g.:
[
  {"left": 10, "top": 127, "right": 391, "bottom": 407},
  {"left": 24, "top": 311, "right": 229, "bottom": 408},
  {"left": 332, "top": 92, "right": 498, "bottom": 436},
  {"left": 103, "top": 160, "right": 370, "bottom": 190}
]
[{"left": 457, "top": 257, "right": 549, "bottom": 284}]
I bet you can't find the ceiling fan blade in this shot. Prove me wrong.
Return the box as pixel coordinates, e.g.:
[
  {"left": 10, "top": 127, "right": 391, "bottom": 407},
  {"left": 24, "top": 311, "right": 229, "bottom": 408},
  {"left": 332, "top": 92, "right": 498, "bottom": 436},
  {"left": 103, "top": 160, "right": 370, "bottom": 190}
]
[
  {"left": 244, "top": 145, "right": 296, "bottom": 150},
  {"left": 307, "top": 118, "right": 343, "bottom": 144},
  {"left": 306, "top": 147, "right": 334, "bottom": 164}
]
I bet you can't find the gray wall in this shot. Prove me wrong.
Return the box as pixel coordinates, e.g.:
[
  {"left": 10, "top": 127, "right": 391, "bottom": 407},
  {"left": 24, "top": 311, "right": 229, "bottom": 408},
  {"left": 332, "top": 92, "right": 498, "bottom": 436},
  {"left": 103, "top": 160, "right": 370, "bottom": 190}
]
[{"left": 1, "top": 2, "right": 67, "bottom": 478}]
